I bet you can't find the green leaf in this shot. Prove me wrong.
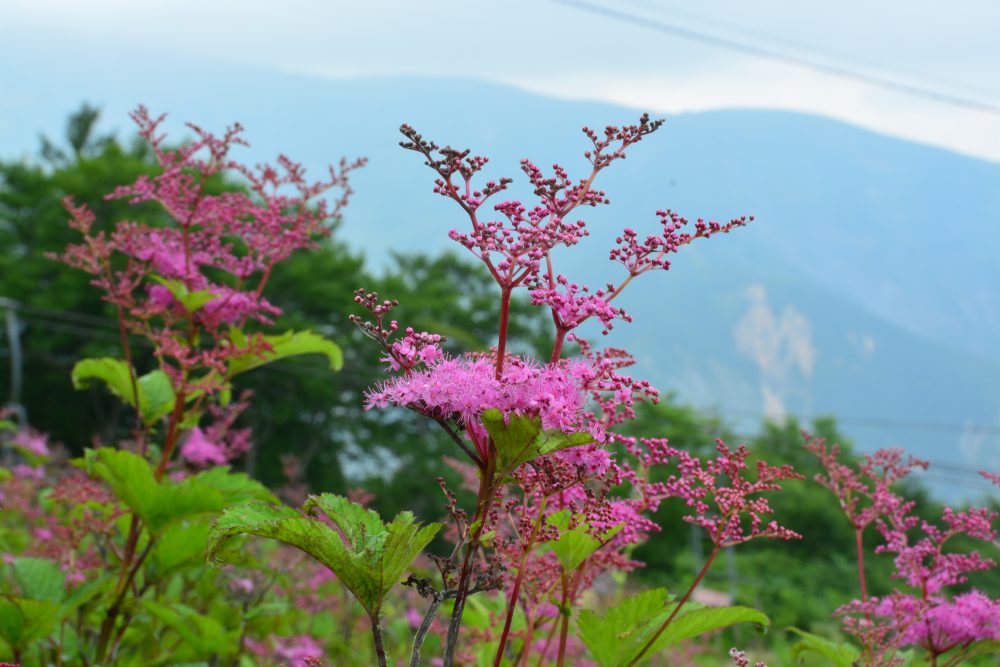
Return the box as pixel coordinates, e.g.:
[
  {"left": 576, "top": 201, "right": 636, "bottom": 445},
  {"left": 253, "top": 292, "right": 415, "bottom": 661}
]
[
  {"left": 644, "top": 605, "right": 769, "bottom": 653},
  {"left": 578, "top": 588, "right": 673, "bottom": 667},
  {"left": 955, "top": 640, "right": 1000, "bottom": 662},
  {"left": 481, "top": 409, "right": 594, "bottom": 478},
  {"left": 227, "top": 330, "right": 343, "bottom": 376},
  {"left": 580, "top": 593, "right": 766, "bottom": 667},
  {"left": 151, "top": 522, "right": 212, "bottom": 575},
  {"left": 151, "top": 276, "right": 217, "bottom": 313},
  {"left": 72, "top": 360, "right": 178, "bottom": 425},
  {"left": 0, "top": 597, "right": 60, "bottom": 648},
  {"left": 191, "top": 466, "right": 279, "bottom": 505},
  {"left": 11, "top": 558, "right": 64, "bottom": 602},
  {"left": 544, "top": 519, "right": 624, "bottom": 573},
  {"left": 84, "top": 448, "right": 256, "bottom": 535},
  {"left": 0, "top": 419, "right": 15, "bottom": 431},
  {"left": 137, "top": 369, "right": 176, "bottom": 425},
  {"left": 788, "top": 627, "right": 860, "bottom": 667},
  {"left": 142, "top": 599, "right": 239, "bottom": 658},
  {"left": 62, "top": 575, "right": 113, "bottom": 612},
  {"left": 208, "top": 494, "right": 439, "bottom": 617},
  {"left": 549, "top": 529, "right": 601, "bottom": 573},
  {"left": 72, "top": 357, "right": 135, "bottom": 404}
]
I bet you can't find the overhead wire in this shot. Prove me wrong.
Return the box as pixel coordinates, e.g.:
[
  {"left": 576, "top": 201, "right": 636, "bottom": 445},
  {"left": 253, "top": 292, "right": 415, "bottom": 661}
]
[
  {"left": 546, "top": 0, "right": 1000, "bottom": 116},
  {"left": 2, "top": 298, "right": 997, "bottom": 491}
]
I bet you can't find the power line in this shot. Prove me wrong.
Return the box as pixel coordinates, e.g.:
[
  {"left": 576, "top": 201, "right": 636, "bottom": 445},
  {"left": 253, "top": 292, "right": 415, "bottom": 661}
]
[
  {"left": 547, "top": 0, "right": 1000, "bottom": 116},
  {"left": 3, "top": 298, "right": 1000, "bottom": 490},
  {"left": 720, "top": 407, "right": 1000, "bottom": 437},
  {"left": 6, "top": 298, "right": 1000, "bottom": 440}
]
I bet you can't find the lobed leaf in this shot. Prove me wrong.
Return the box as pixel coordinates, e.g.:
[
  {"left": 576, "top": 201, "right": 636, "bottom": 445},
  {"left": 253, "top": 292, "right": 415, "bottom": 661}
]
[
  {"left": 578, "top": 588, "right": 673, "bottom": 667},
  {"left": 208, "top": 494, "right": 439, "bottom": 618},
  {"left": 481, "top": 409, "right": 594, "bottom": 479}
]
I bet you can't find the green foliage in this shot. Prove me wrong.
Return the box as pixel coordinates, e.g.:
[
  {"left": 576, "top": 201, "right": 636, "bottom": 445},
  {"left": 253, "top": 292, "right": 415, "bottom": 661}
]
[
  {"left": 208, "top": 494, "right": 439, "bottom": 618},
  {"left": 71, "top": 358, "right": 177, "bottom": 426},
  {"left": 227, "top": 329, "right": 343, "bottom": 376},
  {"left": 0, "top": 598, "right": 60, "bottom": 651},
  {"left": 481, "top": 409, "right": 593, "bottom": 479},
  {"left": 579, "top": 588, "right": 770, "bottom": 667},
  {"left": 142, "top": 599, "right": 240, "bottom": 660},
  {"left": 787, "top": 627, "right": 860, "bottom": 667},
  {"left": 578, "top": 588, "right": 673, "bottom": 667},
  {"left": 543, "top": 511, "right": 624, "bottom": 572},
  {"left": 10, "top": 558, "right": 65, "bottom": 603},
  {"left": 80, "top": 448, "right": 276, "bottom": 535},
  {"left": 151, "top": 276, "right": 218, "bottom": 313},
  {"left": 650, "top": 605, "right": 769, "bottom": 651}
]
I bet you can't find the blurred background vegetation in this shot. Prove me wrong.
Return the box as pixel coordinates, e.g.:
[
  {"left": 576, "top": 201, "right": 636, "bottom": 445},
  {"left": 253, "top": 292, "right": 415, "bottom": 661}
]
[{"left": 1, "top": 106, "right": 997, "bottom": 639}]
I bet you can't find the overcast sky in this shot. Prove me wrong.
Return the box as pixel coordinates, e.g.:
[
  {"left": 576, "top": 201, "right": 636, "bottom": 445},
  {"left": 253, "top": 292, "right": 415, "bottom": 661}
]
[{"left": 4, "top": 0, "right": 1000, "bottom": 161}]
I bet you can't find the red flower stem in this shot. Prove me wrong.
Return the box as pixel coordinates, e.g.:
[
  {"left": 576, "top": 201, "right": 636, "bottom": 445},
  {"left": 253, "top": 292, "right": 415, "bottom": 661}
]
[
  {"left": 496, "top": 286, "right": 512, "bottom": 379},
  {"left": 555, "top": 573, "right": 571, "bottom": 667},
  {"left": 854, "top": 526, "right": 871, "bottom": 624},
  {"left": 515, "top": 613, "right": 537, "bottom": 667},
  {"left": 550, "top": 328, "right": 567, "bottom": 363},
  {"left": 628, "top": 545, "right": 721, "bottom": 666},
  {"left": 494, "top": 497, "right": 548, "bottom": 667},
  {"left": 370, "top": 614, "right": 388, "bottom": 667},
  {"left": 532, "top": 618, "right": 560, "bottom": 667},
  {"left": 443, "top": 463, "right": 497, "bottom": 667},
  {"left": 154, "top": 389, "right": 188, "bottom": 482}
]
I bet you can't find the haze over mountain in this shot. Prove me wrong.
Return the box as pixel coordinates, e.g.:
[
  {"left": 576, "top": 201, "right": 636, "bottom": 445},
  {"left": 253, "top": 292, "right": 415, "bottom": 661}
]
[{"left": 2, "top": 53, "right": 998, "bottom": 500}]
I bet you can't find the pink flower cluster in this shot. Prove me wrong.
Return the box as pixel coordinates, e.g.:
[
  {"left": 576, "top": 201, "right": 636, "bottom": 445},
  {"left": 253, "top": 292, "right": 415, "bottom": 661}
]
[
  {"left": 179, "top": 392, "right": 253, "bottom": 469},
  {"left": 57, "top": 107, "right": 363, "bottom": 395},
  {"left": 808, "top": 436, "right": 1000, "bottom": 663},
  {"left": 366, "top": 353, "right": 603, "bottom": 454},
  {"left": 662, "top": 439, "right": 803, "bottom": 547}
]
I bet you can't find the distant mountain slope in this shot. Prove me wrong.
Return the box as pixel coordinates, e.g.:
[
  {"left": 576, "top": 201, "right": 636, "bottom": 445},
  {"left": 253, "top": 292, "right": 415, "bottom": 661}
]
[{"left": 2, "top": 50, "right": 998, "bottom": 499}]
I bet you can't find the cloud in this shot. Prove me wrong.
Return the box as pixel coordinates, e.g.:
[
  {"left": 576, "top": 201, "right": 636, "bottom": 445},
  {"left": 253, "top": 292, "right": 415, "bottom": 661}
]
[
  {"left": 6, "top": 0, "right": 1000, "bottom": 160},
  {"left": 734, "top": 284, "right": 816, "bottom": 418}
]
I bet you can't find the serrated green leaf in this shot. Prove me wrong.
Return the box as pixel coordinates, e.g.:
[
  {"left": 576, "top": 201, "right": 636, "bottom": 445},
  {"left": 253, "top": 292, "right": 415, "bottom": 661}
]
[
  {"left": 645, "top": 605, "right": 769, "bottom": 654},
  {"left": 137, "top": 369, "right": 176, "bottom": 425},
  {"left": 788, "top": 627, "right": 860, "bottom": 666},
  {"left": 578, "top": 588, "right": 673, "bottom": 667},
  {"left": 227, "top": 330, "right": 343, "bottom": 376},
  {"left": 481, "top": 410, "right": 594, "bottom": 478},
  {"left": 550, "top": 530, "right": 602, "bottom": 573},
  {"left": 11, "top": 558, "right": 64, "bottom": 602},
  {"left": 85, "top": 448, "right": 248, "bottom": 535},
  {"left": 208, "top": 494, "right": 439, "bottom": 617},
  {"left": 191, "top": 466, "right": 279, "bottom": 505}
]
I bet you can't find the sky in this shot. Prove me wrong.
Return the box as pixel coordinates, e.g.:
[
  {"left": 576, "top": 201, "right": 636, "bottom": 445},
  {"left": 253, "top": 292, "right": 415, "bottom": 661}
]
[{"left": 4, "top": 0, "right": 1000, "bottom": 161}]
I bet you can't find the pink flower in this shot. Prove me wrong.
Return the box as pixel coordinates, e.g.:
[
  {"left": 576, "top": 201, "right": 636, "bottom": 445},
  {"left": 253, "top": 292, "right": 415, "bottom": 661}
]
[
  {"left": 11, "top": 429, "right": 50, "bottom": 458},
  {"left": 273, "top": 634, "right": 324, "bottom": 666},
  {"left": 179, "top": 427, "right": 227, "bottom": 467},
  {"left": 366, "top": 354, "right": 600, "bottom": 444}
]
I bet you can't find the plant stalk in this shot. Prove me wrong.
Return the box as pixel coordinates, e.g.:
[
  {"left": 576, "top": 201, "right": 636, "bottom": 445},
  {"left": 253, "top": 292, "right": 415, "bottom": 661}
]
[{"left": 628, "top": 545, "right": 721, "bottom": 666}]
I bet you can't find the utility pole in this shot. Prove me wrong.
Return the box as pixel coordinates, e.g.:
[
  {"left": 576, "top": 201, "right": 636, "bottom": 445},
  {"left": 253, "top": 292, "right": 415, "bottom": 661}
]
[{"left": 0, "top": 297, "right": 26, "bottom": 426}]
